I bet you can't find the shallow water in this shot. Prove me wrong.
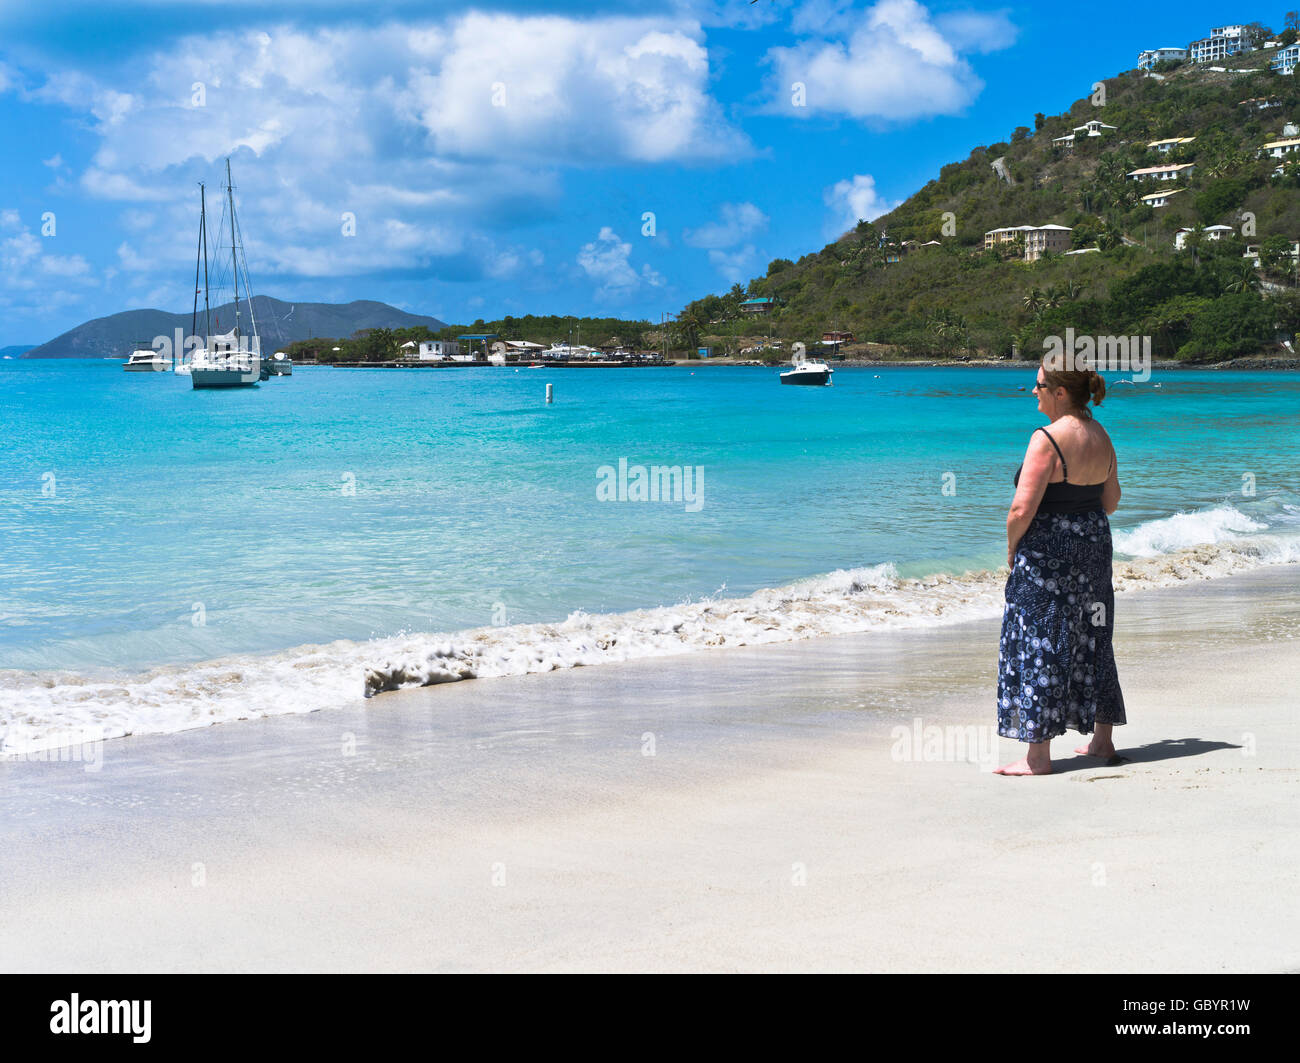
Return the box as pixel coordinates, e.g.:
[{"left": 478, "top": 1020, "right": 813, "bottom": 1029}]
[{"left": 2, "top": 359, "right": 1298, "bottom": 752}]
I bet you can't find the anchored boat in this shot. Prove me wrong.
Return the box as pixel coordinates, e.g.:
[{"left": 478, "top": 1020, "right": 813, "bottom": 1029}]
[
  {"left": 779, "top": 350, "right": 833, "bottom": 386},
  {"left": 188, "top": 159, "right": 265, "bottom": 389},
  {"left": 123, "top": 343, "right": 172, "bottom": 372}
]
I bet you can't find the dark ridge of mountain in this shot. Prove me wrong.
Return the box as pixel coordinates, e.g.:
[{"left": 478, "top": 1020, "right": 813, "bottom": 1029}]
[
  {"left": 0, "top": 345, "right": 34, "bottom": 358},
  {"left": 24, "top": 298, "right": 448, "bottom": 358}
]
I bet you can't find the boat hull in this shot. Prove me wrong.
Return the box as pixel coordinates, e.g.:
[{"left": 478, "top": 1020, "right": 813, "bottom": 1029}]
[
  {"left": 265, "top": 359, "right": 292, "bottom": 376},
  {"left": 780, "top": 369, "right": 833, "bottom": 386},
  {"left": 192, "top": 360, "right": 261, "bottom": 389}
]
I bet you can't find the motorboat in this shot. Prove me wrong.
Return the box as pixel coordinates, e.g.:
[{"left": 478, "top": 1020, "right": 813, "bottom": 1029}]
[
  {"left": 780, "top": 354, "right": 833, "bottom": 386},
  {"left": 123, "top": 346, "right": 172, "bottom": 372}
]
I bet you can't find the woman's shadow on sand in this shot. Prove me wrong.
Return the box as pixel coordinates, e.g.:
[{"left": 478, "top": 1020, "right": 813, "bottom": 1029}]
[{"left": 1050, "top": 737, "right": 1241, "bottom": 774}]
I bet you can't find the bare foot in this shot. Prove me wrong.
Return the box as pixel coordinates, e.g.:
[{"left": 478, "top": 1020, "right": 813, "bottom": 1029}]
[
  {"left": 994, "top": 757, "right": 1053, "bottom": 776},
  {"left": 1076, "top": 738, "right": 1128, "bottom": 764}
]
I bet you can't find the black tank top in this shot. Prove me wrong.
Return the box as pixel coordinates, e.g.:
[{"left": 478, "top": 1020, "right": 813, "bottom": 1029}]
[{"left": 1013, "top": 426, "right": 1109, "bottom": 514}]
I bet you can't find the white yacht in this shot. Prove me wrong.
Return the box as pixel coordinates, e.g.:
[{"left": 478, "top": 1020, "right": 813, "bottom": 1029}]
[
  {"left": 544, "top": 342, "right": 600, "bottom": 361},
  {"left": 779, "top": 351, "right": 833, "bottom": 386},
  {"left": 265, "top": 350, "right": 292, "bottom": 376},
  {"left": 123, "top": 346, "right": 172, "bottom": 372},
  {"left": 189, "top": 159, "right": 264, "bottom": 390},
  {"left": 191, "top": 330, "right": 262, "bottom": 388}
]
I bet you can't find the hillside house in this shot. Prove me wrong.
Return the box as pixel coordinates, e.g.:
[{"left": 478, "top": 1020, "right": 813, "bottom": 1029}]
[
  {"left": 1074, "top": 119, "right": 1117, "bottom": 137},
  {"left": 985, "top": 224, "right": 1072, "bottom": 261},
  {"left": 1140, "top": 188, "right": 1184, "bottom": 208},
  {"left": 1260, "top": 136, "right": 1300, "bottom": 158},
  {"left": 1243, "top": 241, "right": 1300, "bottom": 266},
  {"left": 1138, "top": 47, "right": 1188, "bottom": 69},
  {"left": 1053, "top": 119, "right": 1117, "bottom": 152},
  {"left": 1188, "top": 25, "right": 1256, "bottom": 64},
  {"left": 1127, "top": 162, "right": 1195, "bottom": 181},
  {"left": 1271, "top": 43, "right": 1300, "bottom": 74},
  {"left": 1147, "top": 136, "right": 1195, "bottom": 153},
  {"left": 1175, "top": 225, "right": 1235, "bottom": 250}
]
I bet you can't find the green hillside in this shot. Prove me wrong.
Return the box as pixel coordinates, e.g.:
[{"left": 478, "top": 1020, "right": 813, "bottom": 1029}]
[{"left": 678, "top": 49, "right": 1300, "bottom": 362}]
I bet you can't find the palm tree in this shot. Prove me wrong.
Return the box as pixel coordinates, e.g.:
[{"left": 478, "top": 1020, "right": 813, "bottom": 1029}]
[
  {"left": 1022, "top": 287, "right": 1046, "bottom": 316},
  {"left": 675, "top": 310, "right": 705, "bottom": 352},
  {"left": 1061, "top": 280, "right": 1084, "bottom": 301},
  {"left": 1204, "top": 158, "right": 1230, "bottom": 180},
  {"left": 927, "top": 309, "right": 968, "bottom": 355},
  {"left": 1224, "top": 260, "right": 1260, "bottom": 295},
  {"left": 1093, "top": 156, "right": 1123, "bottom": 185}
]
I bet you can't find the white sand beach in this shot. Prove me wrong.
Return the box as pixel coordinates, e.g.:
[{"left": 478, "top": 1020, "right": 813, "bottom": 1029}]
[{"left": 2, "top": 565, "right": 1297, "bottom": 973}]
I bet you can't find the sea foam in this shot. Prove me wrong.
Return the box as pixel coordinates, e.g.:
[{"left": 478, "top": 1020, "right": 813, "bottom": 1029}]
[{"left": 3, "top": 508, "right": 1298, "bottom": 757}]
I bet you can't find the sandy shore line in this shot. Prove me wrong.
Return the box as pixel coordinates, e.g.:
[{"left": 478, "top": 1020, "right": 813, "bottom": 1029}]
[{"left": 2, "top": 566, "right": 1297, "bottom": 972}]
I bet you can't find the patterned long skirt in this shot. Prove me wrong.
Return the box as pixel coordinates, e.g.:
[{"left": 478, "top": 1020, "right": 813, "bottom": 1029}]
[{"left": 997, "top": 508, "right": 1126, "bottom": 743}]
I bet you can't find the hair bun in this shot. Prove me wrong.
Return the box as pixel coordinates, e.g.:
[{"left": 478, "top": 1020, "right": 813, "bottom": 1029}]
[{"left": 1089, "top": 370, "right": 1106, "bottom": 407}]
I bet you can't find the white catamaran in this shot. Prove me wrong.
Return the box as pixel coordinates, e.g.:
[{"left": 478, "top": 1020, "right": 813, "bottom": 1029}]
[{"left": 185, "top": 159, "right": 266, "bottom": 389}]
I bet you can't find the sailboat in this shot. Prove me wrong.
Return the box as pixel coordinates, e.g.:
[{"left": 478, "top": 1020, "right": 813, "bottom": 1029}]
[{"left": 186, "top": 159, "right": 265, "bottom": 389}]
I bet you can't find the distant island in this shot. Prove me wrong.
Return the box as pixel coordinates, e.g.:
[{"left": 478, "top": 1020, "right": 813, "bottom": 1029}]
[
  {"left": 0, "top": 345, "right": 34, "bottom": 359},
  {"left": 23, "top": 298, "right": 447, "bottom": 358}
]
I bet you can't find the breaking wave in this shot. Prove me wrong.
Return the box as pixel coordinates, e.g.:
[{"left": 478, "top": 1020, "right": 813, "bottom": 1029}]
[{"left": 4, "top": 503, "right": 1298, "bottom": 757}]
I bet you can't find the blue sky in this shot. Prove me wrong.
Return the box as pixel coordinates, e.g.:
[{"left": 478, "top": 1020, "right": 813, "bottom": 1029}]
[{"left": 0, "top": 0, "right": 1282, "bottom": 344}]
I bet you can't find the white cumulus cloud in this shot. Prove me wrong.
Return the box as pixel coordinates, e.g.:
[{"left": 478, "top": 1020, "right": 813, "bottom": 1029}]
[
  {"left": 823, "top": 173, "right": 898, "bottom": 235},
  {"left": 10, "top": 12, "right": 744, "bottom": 292},
  {"left": 708, "top": 245, "right": 759, "bottom": 284},
  {"left": 0, "top": 213, "right": 96, "bottom": 311},
  {"left": 767, "top": 0, "right": 1017, "bottom": 121},
  {"left": 684, "top": 202, "right": 768, "bottom": 249},
  {"left": 577, "top": 227, "right": 662, "bottom": 300},
  {"left": 403, "top": 13, "right": 746, "bottom": 163}
]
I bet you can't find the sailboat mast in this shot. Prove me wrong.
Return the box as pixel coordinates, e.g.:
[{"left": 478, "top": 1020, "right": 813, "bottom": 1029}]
[
  {"left": 190, "top": 184, "right": 203, "bottom": 372},
  {"left": 227, "top": 158, "right": 239, "bottom": 340},
  {"left": 201, "top": 184, "right": 212, "bottom": 345}
]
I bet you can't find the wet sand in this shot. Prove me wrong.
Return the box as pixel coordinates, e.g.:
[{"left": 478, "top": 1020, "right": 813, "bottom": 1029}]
[{"left": 1, "top": 566, "right": 1297, "bottom": 972}]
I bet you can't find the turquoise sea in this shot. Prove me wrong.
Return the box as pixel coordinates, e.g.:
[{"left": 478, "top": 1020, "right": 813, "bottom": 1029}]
[{"left": 2, "top": 358, "right": 1299, "bottom": 750}]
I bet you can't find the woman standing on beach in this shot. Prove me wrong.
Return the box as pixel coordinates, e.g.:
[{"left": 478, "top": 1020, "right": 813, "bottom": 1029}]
[{"left": 995, "top": 360, "right": 1126, "bottom": 776}]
